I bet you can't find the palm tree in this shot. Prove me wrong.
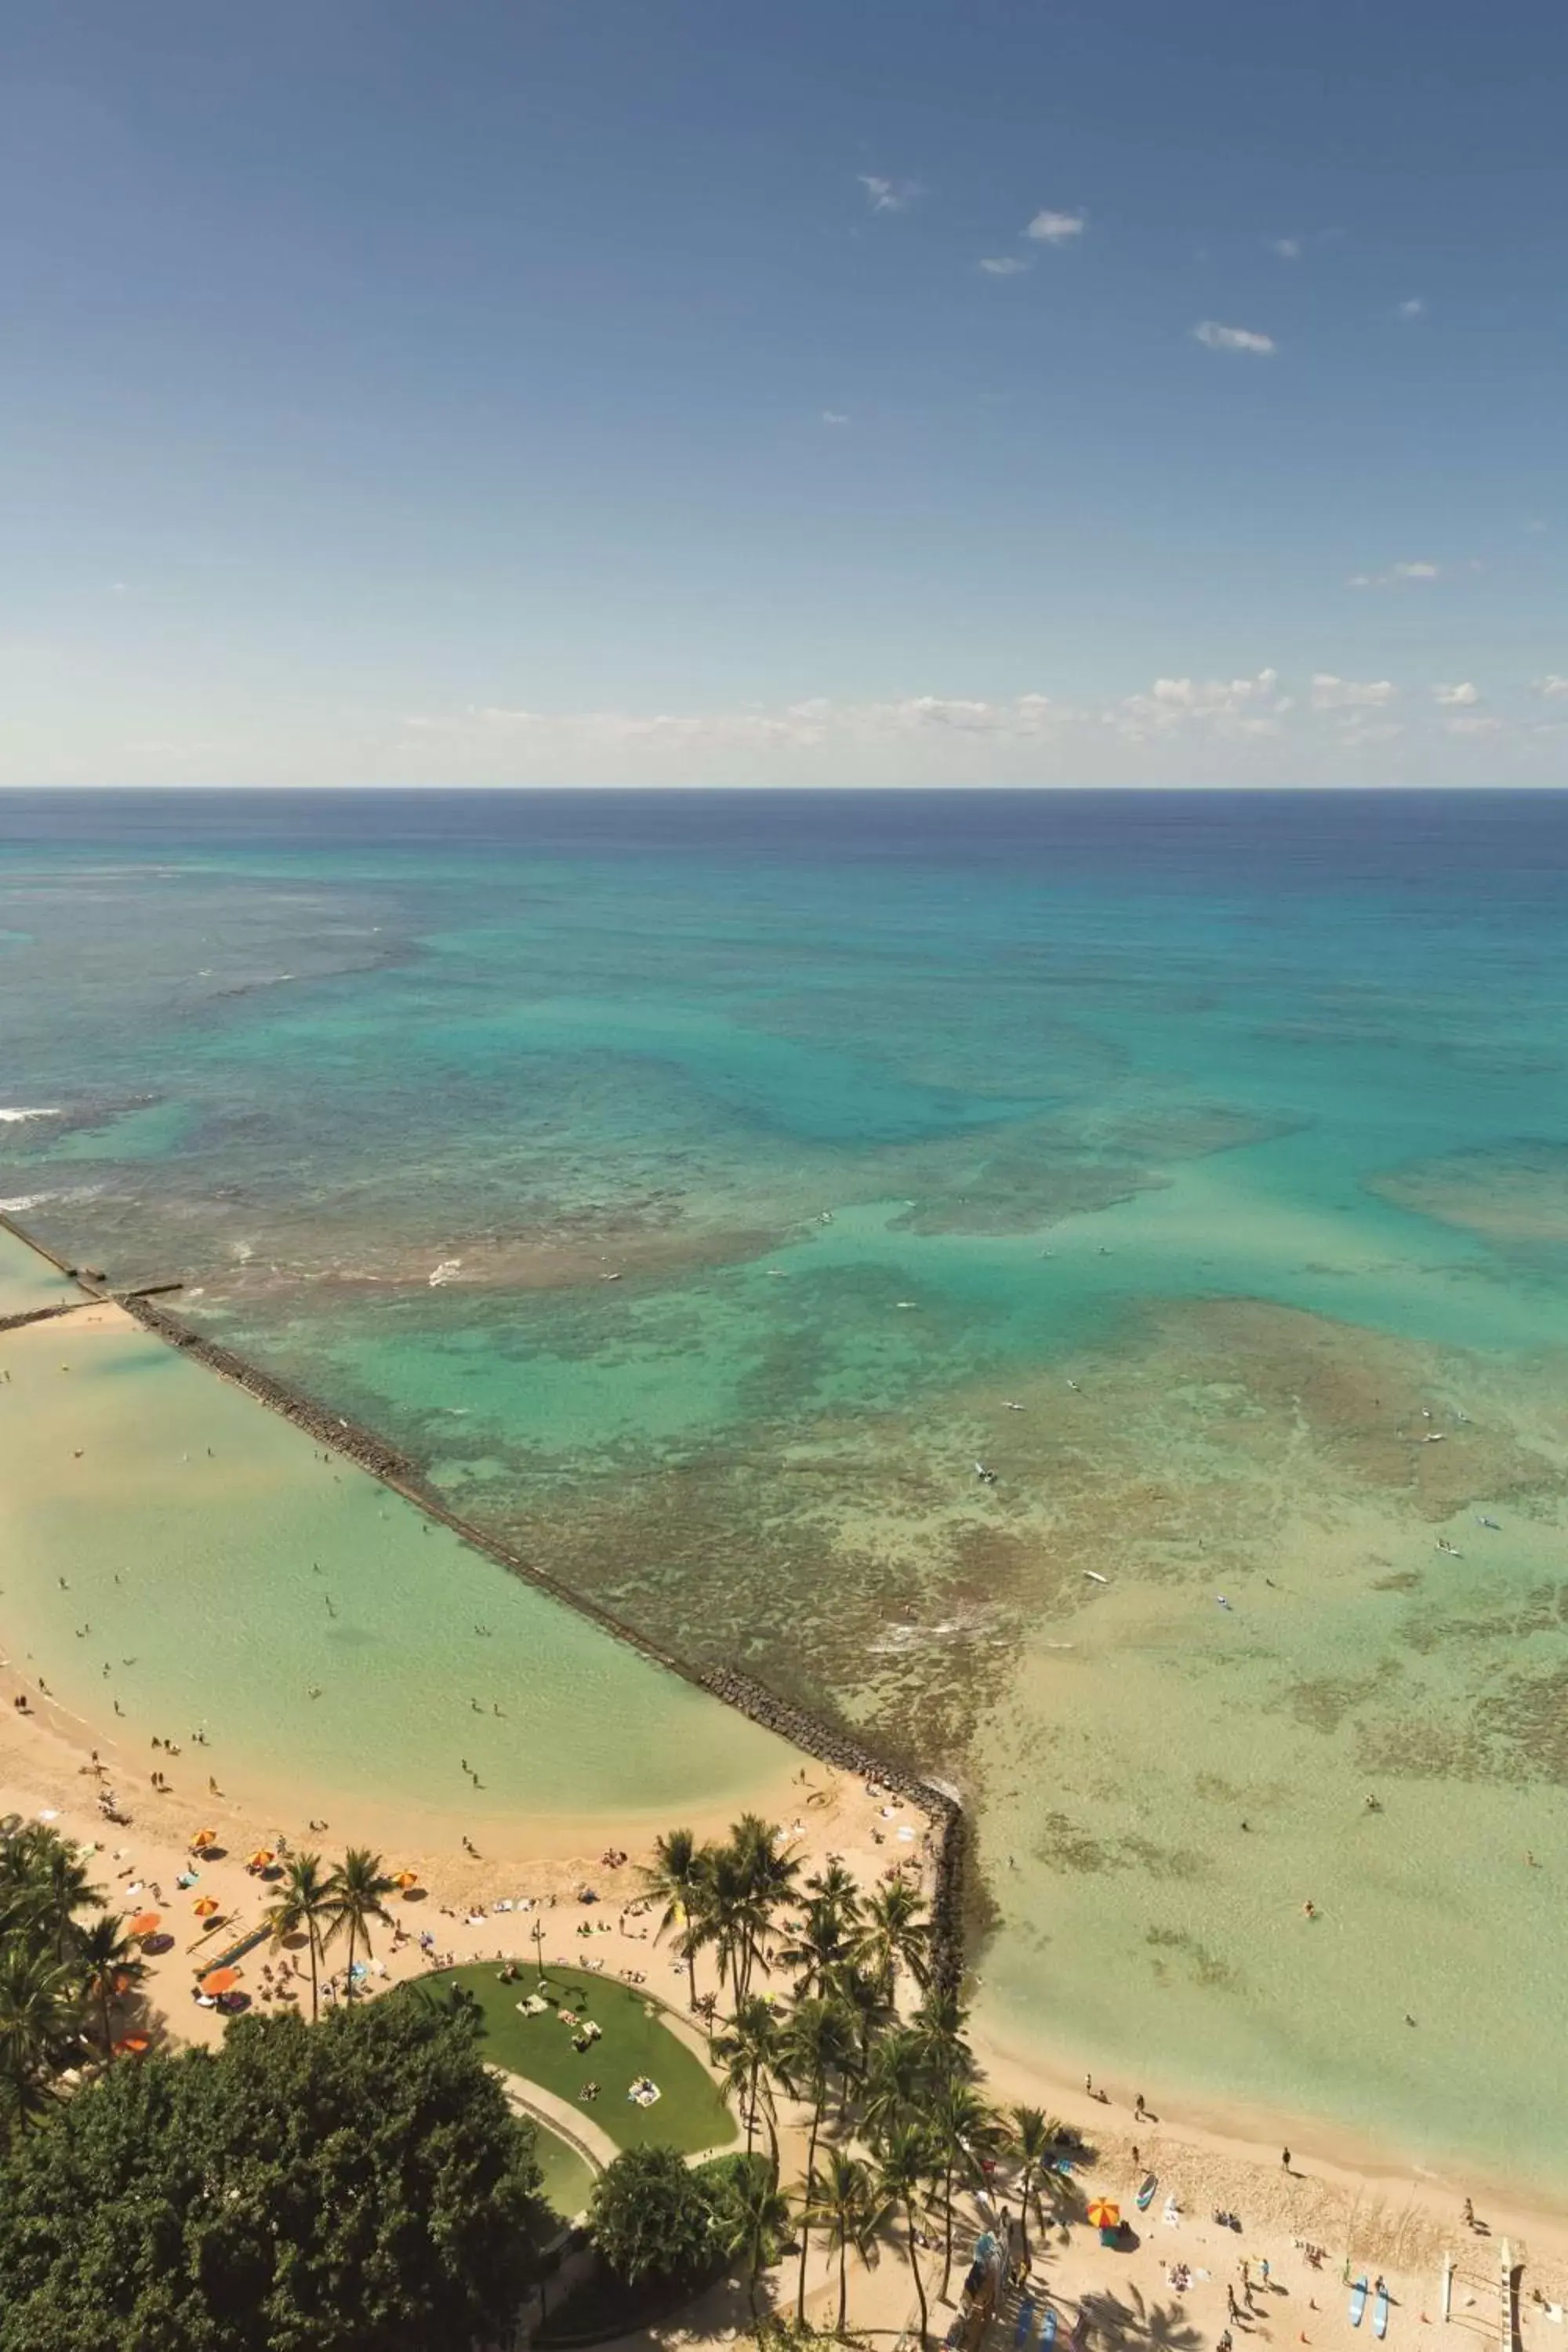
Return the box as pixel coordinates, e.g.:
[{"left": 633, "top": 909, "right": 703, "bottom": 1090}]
[
  {"left": 717, "top": 2161, "right": 794, "bottom": 2326},
  {"left": 778, "top": 1890, "right": 870, "bottom": 2001},
  {"left": 692, "top": 1840, "right": 750, "bottom": 2004},
  {"left": 711, "top": 1994, "right": 783, "bottom": 2172},
  {"left": 642, "top": 1828, "right": 710, "bottom": 2010},
  {"left": 323, "top": 1848, "right": 395, "bottom": 2002},
  {"left": 1008, "top": 2105, "right": 1053, "bottom": 2269},
  {"left": 784, "top": 1996, "right": 858, "bottom": 2318},
  {"left": 909, "top": 1984, "right": 974, "bottom": 2091},
  {"left": 860, "top": 2023, "right": 928, "bottom": 2144},
  {"left": 267, "top": 1851, "right": 333, "bottom": 2021},
  {"left": 864, "top": 1877, "right": 931, "bottom": 2000},
  {"left": 74, "top": 1915, "right": 144, "bottom": 2059},
  {"left": 834, "top": 1964, "right": 894, "bottom": 2118},
  {"left": 2, "top": 1828, "right": 103, "bottom": 1962},
  {"left": 932, "top": 2080, "right": 1006, "bottom": 2297},
  {"left": 0, "top": 1942, "right": 79, "bottom": 2136},
  {"left": 728, "top": 1814, "right": 800, "bottom": 2001},
  {"left": 876, "top": 2119, "right": 940, "bottom": 2348},
  {"left": 806, "top": 2150, "right": 890, "bottom": 2334}
]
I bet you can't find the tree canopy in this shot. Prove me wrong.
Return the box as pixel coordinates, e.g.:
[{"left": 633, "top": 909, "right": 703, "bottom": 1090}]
[
  {"left": 0, "top": 1994, "right": 545, "bottom": 2352},
  {"left": 587, "top": 2143, "right": 723, "bottom": 2285}
]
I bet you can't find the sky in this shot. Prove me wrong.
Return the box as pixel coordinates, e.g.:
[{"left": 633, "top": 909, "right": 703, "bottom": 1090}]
[{"left": 2, "top": 0, "right": 1566, "bottom": 788}]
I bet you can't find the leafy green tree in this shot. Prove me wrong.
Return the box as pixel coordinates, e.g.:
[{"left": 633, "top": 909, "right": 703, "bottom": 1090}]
[
  {"left": 266, "top": 1850, "right": 333, "bottom": 2021},
  {"left": 0, "top": 1995, "right": 543, "bottom": 2352},
  {"left": 875, "top": 2121, "right": 940, "bottom": 2349},
  {"left": 323, "top": 1846, "right": 395, "bottom": 2000},
  {"left": 589, "top": 2144, "right": 720, "bottom": 2285},
  {"left": 860, "top": 2024, "right": 927, "bottom": 2144},
  {"left": 73, "top": 1914, "right": 145, "bottom": 2060},
  {"left": 642, "top": 1828, "right": 710, "bottom": 2010},
  {"left": 805, "top": 2151, "right": 890, "bottom": 2334}
]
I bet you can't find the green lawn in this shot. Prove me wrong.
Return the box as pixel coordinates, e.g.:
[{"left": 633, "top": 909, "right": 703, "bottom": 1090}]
[
  {"left": 423, "top": 1964, "right": 735, "bottom": 2155},
  {"left": 531, "top": 2120, "right": 597, "bottom": 2223}
]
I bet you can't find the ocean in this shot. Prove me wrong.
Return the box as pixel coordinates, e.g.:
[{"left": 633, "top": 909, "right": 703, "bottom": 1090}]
[{"left": 4, "top": 786, "right": 1568, "bottom": 2184}]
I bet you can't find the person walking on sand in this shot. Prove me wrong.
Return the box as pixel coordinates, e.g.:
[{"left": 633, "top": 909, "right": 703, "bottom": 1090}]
[
  {"left": 1282, "top": 2147, "right": 1292, "bottom": 2171},
  {"left": 1134, "top": 2091, "right": 1146, "bottom": 2122}
]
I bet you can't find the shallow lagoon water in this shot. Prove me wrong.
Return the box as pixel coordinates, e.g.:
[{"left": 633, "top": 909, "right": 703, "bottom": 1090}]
[{"left": 4, "top": 789, "right": 1568, "bottom": 2184}]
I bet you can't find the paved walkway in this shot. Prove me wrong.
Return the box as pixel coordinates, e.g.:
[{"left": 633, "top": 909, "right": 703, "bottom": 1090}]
[{"left": 499, "top": 2069, "right": 619, "bottom": 2172}]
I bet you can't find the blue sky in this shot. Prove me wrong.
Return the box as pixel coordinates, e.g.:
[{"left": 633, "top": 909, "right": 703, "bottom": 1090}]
[{"left": 3, "top": 0, "right": 1566, "bottom": 786}]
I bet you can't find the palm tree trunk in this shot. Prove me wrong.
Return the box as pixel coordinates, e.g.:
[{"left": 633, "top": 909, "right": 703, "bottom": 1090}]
[
  {"left": 99, "top": 1982, "right": 112, "bottom": 2060},
  {"left": 941, "top": 2152, "right": 956, "bottom": 2298},
  {"left": 838, "top": 2233, "right": 850, "bottom": 2334},
  {"left": 343, "top": 1915, "right": 357, "bottom": 2003},
  {"left": 308, "top": 1925, "right": 320, "bottom": 2023},
  {"left": 685, "top": 1934, "right": 697, "bottom": 2012},
  {"left": 906, "top": 2196, "right": 929, "bottom": 2348},
  {"left": 1020, "top": 2163, "right": 1035, "bottom": 2268},
  {"left": 796, "top": 2094, "right": 824, "bottom": 2320}
]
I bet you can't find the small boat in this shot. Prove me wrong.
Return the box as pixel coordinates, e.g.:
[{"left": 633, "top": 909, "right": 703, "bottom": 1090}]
[
  {"left": 1041, "top": 2312, "right": 1058, "bottom": 2350},
  {"left": 1136, "top": 2172, "right": 1158, "bottom": 2211},
  {"left": 1373, "top": 2282, "right": 1390, "bottom": 2339},
  {"left": 1083, "top": 1570, "right": 1109, "bottom": 1584},
  {"left": 1350, "top": 2276, "right": 1369, "bottom": 2328}
]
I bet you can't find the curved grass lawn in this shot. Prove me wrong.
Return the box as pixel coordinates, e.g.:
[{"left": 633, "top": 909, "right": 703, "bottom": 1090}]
[{"left": 428, "top": 1964, "right": 735, "bottom": 2155}]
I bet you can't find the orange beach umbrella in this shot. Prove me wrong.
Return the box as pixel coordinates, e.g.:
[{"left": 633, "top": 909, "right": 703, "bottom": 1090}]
[
  {"left": 112, "top": 2034, "right": 151, "bottom": 2056},
  {"left": 191, "top": 1828, "right": 217, "bottom": 1849},
  {"left": 394, "top": 1870, "right": 419, "bottom": 1890},
  {"left": 247, "top": 1849, "right": 274, "bottom": 1870},
  {"left": 1087, "top": 2199, "right": 1121, "bottom": 2231},
  {"left": 128, "top": 1911, "right": 161, "bottom": 1938},
  {"left": 200, "top": 1966, "right": 241, "bottom": 1996},
  {"left": 192, "top": 1896, "right": 220, "bottom": 1918}
]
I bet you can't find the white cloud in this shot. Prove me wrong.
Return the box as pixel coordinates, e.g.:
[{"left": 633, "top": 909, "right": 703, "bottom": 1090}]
[
  {"left": 1534, "top": 676, "right": 1568, "bottom": 699},
  {"left": 820, "top": 410, "right": 849, "bottom": 426},
  {"left": 1271, "top": 238, "right": 1303, "bottom": 260},
  {"left": 1433, "top": 681, "right": 1479, "bottom": 707},
  {"left": 1311, "top": 674, "right": 1397, "bottom": 710},
  {"left": 1025, "top": 209, "right": 1086, "bottom": 245},
  {"left": 1397, "top": 298, "right": 1425, "bottom": 319},
  {"left": 978, "top": 256, "right": 1029, "bottom": 276},
  {"left": 1192, "top": 320, "right": 1277, "bottom": 355},
  {"left": 1348, "top": 560, "right": 1441, "bottom": 589},
  {"left": 858, "top": 174, "right": 918, "bottom": 214}
]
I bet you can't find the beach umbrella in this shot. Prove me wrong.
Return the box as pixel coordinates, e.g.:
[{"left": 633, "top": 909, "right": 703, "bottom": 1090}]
[
  {"left": 191, "top": 1828, "right": 217, "bottom": 1849},
  {"left": 1086, "top": 2200, "right": 1120, "bottom": 2232},
  {"left": 193, "top": 1896, "right": 220, "bottom": 1917},
  {"left": 394, "top": 1869, "right": 419, "bottom": 1890},
  {"left": 200, "top": 1966, "right": 241, "bottom": 1996},
  {"left": 112, "top": 2034, "right": 151, "bottom": 2056},
  {"left": 247, "top": 1849, "right": 274, "bottom": 1869},
  {"left": 128, "top": 1910, "right": 161, "bottom": 1937}
]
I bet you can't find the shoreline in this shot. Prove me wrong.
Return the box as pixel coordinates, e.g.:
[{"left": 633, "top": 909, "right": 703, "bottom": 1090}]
[{"left": 5, "top": 1214, "right": 1568, "bottom": 2253}]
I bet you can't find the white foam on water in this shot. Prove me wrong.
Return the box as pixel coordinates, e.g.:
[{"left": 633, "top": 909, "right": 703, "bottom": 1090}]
[{"left": 0, "top": 1107, "right": 60, "bottom": 1123}]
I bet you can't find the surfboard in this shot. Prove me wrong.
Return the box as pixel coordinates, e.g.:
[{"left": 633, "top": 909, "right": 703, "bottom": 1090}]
[
  {"left": 1374, "top": 2283, "right": 1390, "bottom": 2339},
  {"left": 1136, "top": 2173, "right": 1158, "bottom": 2211},
  {"left": 1014, "top": 2297, "right": 1037, "bottom": 2348},
  {"left": 1350, "top": 2277, "right": 1369, "bottom": 2328},
  {"left": 1041, "top": 2309, "right": 1058, "bottom": 2348}
]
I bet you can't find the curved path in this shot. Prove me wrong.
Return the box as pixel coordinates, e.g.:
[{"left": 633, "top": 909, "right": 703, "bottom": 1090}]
[{"left": 499, "top": 2070, "right": 619, "bottom": 2173}]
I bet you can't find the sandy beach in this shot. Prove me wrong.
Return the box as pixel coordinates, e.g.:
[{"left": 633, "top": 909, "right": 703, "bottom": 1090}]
[{"left": 8, "top": 1679, "right": 1568, "bottom": 2352}]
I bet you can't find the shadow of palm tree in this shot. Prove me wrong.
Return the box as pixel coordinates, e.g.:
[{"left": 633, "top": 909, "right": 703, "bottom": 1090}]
[{"left": 1078, "top": 2284, "right": 1203, "bottom": 2352}]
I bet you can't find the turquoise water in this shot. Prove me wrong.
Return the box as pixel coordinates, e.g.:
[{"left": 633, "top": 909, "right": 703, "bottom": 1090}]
[{"left": 4, "top": 789, "right": 1568, "bottom": 2184}]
